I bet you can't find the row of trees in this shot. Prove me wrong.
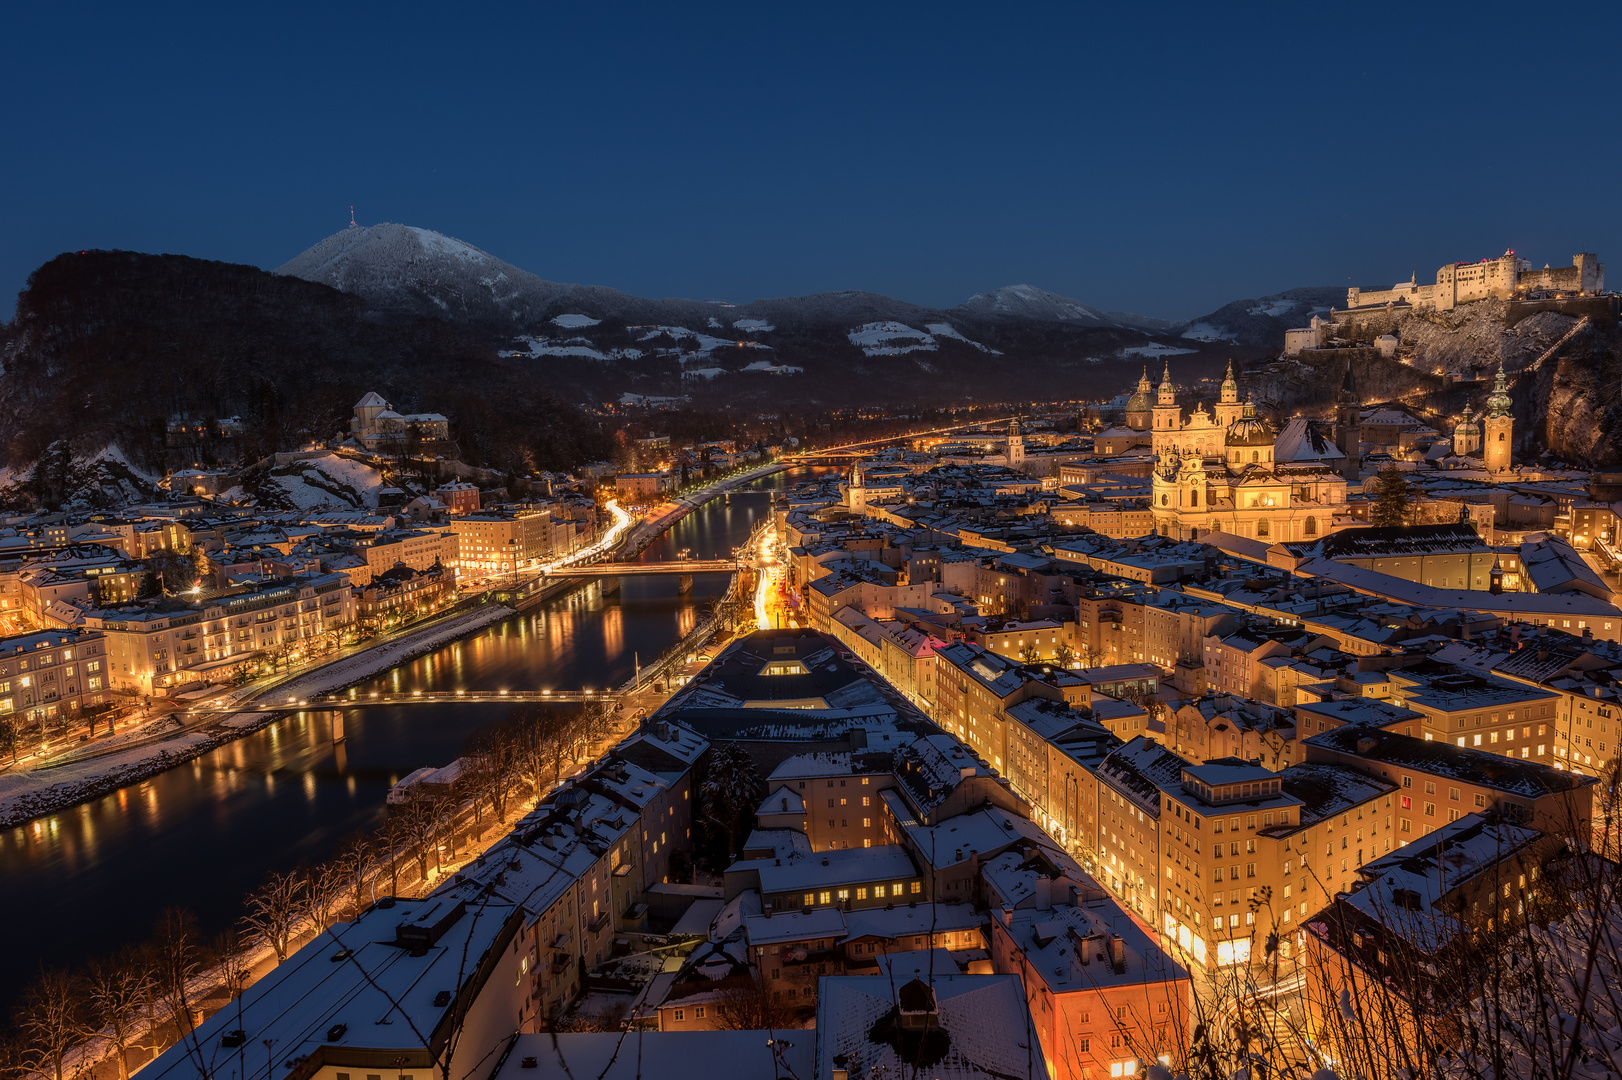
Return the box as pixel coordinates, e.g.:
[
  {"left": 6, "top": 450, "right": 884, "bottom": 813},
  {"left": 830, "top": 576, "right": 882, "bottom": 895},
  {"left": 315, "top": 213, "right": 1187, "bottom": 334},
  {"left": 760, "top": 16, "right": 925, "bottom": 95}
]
[{"left": 3, "top": 701, "right": 624, "bottom": 1080}]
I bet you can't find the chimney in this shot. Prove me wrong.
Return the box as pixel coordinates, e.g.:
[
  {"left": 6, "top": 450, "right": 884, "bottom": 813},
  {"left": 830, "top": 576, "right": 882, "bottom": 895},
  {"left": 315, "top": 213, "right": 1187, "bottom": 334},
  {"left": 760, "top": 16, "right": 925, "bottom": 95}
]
[{"left": 1109, "top": 934, "right": 1126, "bottom": 973}]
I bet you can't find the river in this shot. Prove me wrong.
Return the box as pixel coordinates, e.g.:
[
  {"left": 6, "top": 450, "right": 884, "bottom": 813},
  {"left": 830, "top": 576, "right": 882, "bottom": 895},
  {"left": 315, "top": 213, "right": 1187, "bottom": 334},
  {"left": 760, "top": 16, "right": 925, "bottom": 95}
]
[{"left": 0, "top": 468, "right": 823, "bottom": 1012}]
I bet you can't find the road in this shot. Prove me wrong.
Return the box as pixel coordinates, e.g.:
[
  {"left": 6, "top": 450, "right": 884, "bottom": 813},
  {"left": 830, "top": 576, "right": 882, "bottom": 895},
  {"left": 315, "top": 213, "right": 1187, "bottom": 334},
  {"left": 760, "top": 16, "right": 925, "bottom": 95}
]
[{"left": 785, "top": 416, "right": 1019, "bottom": 459}]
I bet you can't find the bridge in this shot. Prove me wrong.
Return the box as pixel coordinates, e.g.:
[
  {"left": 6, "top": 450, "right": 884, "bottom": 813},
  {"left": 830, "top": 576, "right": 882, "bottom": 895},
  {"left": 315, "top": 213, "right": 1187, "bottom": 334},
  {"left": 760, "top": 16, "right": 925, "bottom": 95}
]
[
  {"left": 546, "top": 559, "right": 737, "bottom": 577},
  {"left": 288, "top": 688, "right": 623, "bottom": 708}
]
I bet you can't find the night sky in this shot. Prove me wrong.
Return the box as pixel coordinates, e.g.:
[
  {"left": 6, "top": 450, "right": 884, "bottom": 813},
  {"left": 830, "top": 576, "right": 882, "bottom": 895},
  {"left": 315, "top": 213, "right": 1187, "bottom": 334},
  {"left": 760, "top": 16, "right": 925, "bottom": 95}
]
[{"left": 3, "top": 2, "right": 1616, "bottom": 322}]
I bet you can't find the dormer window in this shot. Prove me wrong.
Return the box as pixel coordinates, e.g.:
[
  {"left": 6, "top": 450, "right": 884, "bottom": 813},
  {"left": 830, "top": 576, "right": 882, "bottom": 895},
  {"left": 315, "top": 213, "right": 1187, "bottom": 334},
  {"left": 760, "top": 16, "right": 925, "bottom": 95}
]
[{"left": 761, "top": 660, "right": 809, "bottom": 676}]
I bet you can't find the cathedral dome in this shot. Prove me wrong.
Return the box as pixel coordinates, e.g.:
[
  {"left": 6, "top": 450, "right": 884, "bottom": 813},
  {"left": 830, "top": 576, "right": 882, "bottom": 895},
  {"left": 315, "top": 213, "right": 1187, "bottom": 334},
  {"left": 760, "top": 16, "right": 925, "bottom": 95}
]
[
  {"left": 1225, "top": 401, "right": 1276, "bottom": 448},
  {"left": 1125, "top": 388, "right": 1153, "bottom": 413}
]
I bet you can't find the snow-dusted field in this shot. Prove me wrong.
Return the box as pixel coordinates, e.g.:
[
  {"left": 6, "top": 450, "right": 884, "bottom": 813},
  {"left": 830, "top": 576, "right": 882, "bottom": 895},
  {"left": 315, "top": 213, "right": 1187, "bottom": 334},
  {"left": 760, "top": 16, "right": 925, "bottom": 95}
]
[
  {"left": 848, "top": 320, "right": 999, "bottom": 357},
  {"left": 1120, "top": 343, "right": 1196, "bottom": 358}
]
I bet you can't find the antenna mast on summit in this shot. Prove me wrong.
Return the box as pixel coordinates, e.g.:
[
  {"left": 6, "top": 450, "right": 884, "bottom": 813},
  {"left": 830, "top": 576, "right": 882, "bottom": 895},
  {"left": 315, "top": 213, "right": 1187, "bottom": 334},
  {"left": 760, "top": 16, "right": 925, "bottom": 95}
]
[{"left": 349, "top": 205, "right": 358, "bottom": 228}]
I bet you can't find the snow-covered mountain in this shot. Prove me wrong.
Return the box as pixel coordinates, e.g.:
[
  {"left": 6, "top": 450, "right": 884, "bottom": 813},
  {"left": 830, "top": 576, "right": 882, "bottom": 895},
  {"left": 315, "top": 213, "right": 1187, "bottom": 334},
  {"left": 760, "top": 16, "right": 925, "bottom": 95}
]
[
  {"left": 956, "top": 284, "right": 1177, "bottom": 331},
  {"left": 276, "top": 223, "right": 651, "bottom": 328},
  {"left": 270, "top": 223, "right": 1246, "bottom": 408},
  {"left": 1177, "top": 286, "right": 1346, "bottom": 347}
]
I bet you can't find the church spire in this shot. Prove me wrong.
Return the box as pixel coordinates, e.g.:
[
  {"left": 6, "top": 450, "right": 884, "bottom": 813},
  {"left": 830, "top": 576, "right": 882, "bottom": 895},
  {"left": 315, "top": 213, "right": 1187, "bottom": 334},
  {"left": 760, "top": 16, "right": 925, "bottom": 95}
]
[{"left": 1486, "top": 359, "right": 1513, "bottom": 417}]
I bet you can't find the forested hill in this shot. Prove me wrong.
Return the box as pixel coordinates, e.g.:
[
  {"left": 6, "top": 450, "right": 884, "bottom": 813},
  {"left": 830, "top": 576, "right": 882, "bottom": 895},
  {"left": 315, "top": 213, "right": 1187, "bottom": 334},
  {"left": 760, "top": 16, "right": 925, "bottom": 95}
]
[{"left": 0, "top": 251, "right": 610, "bottom": 478}]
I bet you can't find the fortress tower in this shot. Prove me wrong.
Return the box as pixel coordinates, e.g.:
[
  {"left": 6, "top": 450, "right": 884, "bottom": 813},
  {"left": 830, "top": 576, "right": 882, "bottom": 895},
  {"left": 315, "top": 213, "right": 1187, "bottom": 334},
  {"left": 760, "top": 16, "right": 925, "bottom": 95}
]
[
  {"left": 1006, "top": 418, "right": 1025, "bottom": 470},
  {"left": 1333, "top": 362, "right": 1362, "bottom": 483},
  {"left": 1483, "top": 361, "right": 1514, "bottom": 474}
]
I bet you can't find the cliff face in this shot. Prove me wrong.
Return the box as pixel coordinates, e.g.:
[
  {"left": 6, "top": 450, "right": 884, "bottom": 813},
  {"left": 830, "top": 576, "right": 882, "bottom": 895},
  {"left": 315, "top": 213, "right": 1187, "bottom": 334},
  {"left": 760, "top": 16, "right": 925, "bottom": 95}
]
[
  {"left": 1533, "top": 336, "right": 1622, "bottom": 467},
  {"left": 1291, "top": 299, "right": 1621, "bottom": 467}
]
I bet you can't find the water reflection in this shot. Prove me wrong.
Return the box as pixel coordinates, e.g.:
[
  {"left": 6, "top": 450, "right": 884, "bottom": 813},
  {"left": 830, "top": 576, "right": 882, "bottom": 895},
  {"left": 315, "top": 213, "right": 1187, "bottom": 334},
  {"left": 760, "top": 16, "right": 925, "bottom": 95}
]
[{"left": 0, "top": 467, "right": 828, "bottom": 1015}]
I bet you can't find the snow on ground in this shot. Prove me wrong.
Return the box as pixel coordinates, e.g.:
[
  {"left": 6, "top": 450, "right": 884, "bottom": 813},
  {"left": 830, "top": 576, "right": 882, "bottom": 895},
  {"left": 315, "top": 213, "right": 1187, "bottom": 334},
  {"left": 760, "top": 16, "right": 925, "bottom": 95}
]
[
  {"left": 266, "top": 454, "right": 388, "bottom": 510},
  {"left": 1180, "top": 321, "right": 1239, "bottom": 343},
  {"left": 501, "top": 336, "right": 611, "bottom": 362},
  {"left": 741, "top": 360, "right": 803, "bottom": 375},
  {"left": 0, "top": 732, "right": 215, "bottom": 828},
  {"left": 733, "top": 319, "right": 774, "bottom": 332},
  {"left": 848, "top": 321, "right": 938, "bottom": 356},
  {"left": 92, "top": 443, "right": 163, "bottom": 486},
  {"left": 551, "top": 313, "right": 601, "bottom": 328},
  {"left": 263, "top": 606, "right": 515, "bottom": 702},
  {"left": 706, "top": 316, "right": 723, "bottom": 329},
  {"left": 682, "top": 367, "right": 727, "bottom": 380},
  {"left": 1120, "top": 343, "right": 1197, "bottom": 358},
  {"left": 924, "top": 322, "right": 1001, "bottom": 355},
  {"left": 407, "top": 226, "right": 492, "bottom": 264},
  {"left": 620, "top": 392, "right": 689, "bottom": 406},
  {"left": 309, "top": 454, "right": 387, "bottom": 499},
  {"left": 1247, "top": 299, "right": 1301, "bottom": 318},
  {"left": 635, "top": 326, "right": 746, "bottom": 352}
]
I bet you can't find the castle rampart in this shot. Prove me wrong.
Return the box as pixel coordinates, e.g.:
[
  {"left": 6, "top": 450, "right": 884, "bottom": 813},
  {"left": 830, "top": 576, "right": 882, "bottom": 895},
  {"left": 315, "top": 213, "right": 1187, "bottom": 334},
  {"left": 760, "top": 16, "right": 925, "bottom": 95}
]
[{"left": 1346, "top": 252, "right": 1603, "bottom": 312}]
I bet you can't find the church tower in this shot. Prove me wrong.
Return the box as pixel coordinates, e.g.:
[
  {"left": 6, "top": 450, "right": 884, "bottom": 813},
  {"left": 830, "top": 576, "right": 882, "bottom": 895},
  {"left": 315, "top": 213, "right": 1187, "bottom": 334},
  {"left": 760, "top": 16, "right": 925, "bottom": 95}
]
[
  {"left": 847, "top": 460, "right": 866, "bottom": 509},
  {"left": 1006, "top": 418, "right": 1025, "bottom": 470},
  {"left": 1333, "top": 362, "right": 1362, "bottom": 483},
  {"left": 1213, "top": 360, "right": 1245, "bottom": 428},
  {"left": 1483, "top": 360, "right": 1514, "bottom": 473},
  {"left": 1152, "top": 361, "right": 1181, "bottom": 459},
  {"left": 1452, "top": 405, "right": 1481, "bottom": 456}
]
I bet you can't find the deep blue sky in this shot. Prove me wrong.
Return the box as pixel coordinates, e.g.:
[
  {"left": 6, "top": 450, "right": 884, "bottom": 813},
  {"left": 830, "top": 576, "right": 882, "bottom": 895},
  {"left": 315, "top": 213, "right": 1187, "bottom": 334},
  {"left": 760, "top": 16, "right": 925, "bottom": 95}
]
[{"left": 3, "top": 2, "right": 1616, "bottom": 322}]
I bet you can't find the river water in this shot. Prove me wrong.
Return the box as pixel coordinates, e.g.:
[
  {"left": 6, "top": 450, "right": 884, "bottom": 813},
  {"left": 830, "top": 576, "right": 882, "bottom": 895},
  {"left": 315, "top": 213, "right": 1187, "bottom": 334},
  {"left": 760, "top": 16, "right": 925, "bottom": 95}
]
[{"left": 0, "top": 469, "right": 821, "bottom": 1011}]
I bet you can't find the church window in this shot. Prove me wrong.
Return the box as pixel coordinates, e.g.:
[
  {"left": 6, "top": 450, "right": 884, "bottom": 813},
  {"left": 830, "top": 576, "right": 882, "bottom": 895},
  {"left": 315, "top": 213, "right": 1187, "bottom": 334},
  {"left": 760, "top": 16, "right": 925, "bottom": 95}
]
[
  {"left": 1257, "top": 520, "right": 1270, "bottom": 537},
  {"left": 1190, "top": 488, "right": 1199, "bottom": 507},
  {"left": 1304, "top": 516, "right": 1317, "bottom": 536},
  {"left": 1499, "top": 432, "right": 1506, "bottom": 442},
  {"left": 1161, "top": 494, "right": 1168, "bottom": 506},
  {"left": 1252, "top": 451, "right": 1259, "bottom": 462}
]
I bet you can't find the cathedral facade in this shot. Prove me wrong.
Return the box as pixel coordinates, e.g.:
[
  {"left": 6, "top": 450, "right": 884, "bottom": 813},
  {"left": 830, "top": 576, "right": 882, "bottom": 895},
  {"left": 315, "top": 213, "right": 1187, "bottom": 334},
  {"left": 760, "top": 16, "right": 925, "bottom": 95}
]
[{"left": 1147, "top": 362, "right": 1351, "bottom": 543}]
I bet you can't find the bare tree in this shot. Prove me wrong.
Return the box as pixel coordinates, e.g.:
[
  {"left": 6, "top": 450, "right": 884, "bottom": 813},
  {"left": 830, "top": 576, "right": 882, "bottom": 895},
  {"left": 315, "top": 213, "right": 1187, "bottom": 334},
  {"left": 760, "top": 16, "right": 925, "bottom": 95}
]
[
  {"left": 150, "top": 909, "right": 206, "bottom": 1079},
  {"left": 241, "top": 869, "right": 306, "bottom": 962},
  {"left": 210, "top": 932, "right": 252, "bottom": 1004},
  {"left": 332, "top": 834, "right": 376, "bottom": 917},
  {"left": 18, "top": 970, "right": 82, "bottom": 1080},
  {"left": 85, "top": 949, "right": 155, "bottom": 1080},
  {"left": 396, "top": 797, "right": 441, "bottom": 887},
  {"left": 305, "top": 862, "right": 345, "bottom": 933},
  {"left": 465, "top": 731, "right": 517, "bottom": 830},
  {"left": 708, "top": 977, "right": 793, "bottom": 1031}
]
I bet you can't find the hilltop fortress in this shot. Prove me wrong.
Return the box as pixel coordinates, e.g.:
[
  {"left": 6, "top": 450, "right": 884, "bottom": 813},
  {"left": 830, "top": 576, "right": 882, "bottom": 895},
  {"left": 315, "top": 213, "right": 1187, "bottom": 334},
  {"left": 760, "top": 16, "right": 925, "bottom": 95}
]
[{"left": 1347, "top": 251, "right": 1603, "bottom": 312}]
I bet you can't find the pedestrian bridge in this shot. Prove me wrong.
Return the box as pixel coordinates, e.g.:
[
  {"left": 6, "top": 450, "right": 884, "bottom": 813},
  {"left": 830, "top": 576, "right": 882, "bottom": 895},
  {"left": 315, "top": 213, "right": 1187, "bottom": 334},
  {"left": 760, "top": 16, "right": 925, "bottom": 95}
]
[
  {"left": 546, "top": 559, "right": 736, "bottom": 576},
  {"left": 289, "top": 688, "right": 623, "bottom": 708}
]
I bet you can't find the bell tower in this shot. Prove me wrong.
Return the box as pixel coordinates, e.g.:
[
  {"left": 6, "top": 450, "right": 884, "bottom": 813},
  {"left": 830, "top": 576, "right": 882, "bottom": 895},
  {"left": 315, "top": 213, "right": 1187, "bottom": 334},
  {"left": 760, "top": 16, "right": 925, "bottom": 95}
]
[
  {"left": 1152, "top": 361, "right": 1181, "bottom": 459},
  {"left": 1482, "top": 360, "right": 1514, "bottom": 474},
  {"left": 1006, "top": 418, "right": 1025, "bottom": 470},
  {"left": 1214, "top": 359, "right": 1245, "bottom": 428},
  {"left": 1333, "top": 362, "right": 1362, "bottom": 483},
  {"left": 847, "top": 459, "right": 866, "bottom": 509}
]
